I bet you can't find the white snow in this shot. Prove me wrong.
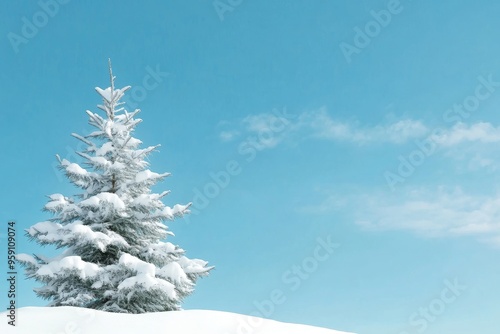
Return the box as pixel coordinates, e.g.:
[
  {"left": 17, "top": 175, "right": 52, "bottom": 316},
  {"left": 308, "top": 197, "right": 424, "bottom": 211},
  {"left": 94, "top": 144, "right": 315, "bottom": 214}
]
[
  {"left": 24, "top": 221, "right": 128, "bottom": 251},
  {"left": 132, "top": 194, "right": 154, "bottom": 206},
  {"left": 0, "top": 307, "right": 355, "bottom": 334},
  {"left": 117, "top": 274, "right": 176, "bottom": 299},
  {"left": 45, "top": 194, "right": 69, "bottom": 211},
  {"left": 27, "top": 221, "right": 61, "bottom": 237},
  {"left": 127, "top": 137, "right": 142, "bottom": 147},
  {"left": 66, "top": 163, "right": 88, "bottom": 176},
  {"left": 95, "top": 142, "right": 114, "bottom": 156},
  {"left": 178, "top": 256, "right": 211, "bottom": 274},
  {"left": 65, "top": 221, "right": 128, "bottom": 250},
  {"left": 95, "top": 85, "right": 131, "bottom": 103},
  {"left": 117, "top": 254, "right": 177, "bottom": 297},
  {"left": 161, "top": 203, "right": 190, "bottom": 220},
  {"left": 157, "top": 262, "right": 188, "bottom": 283},
  {"left": 135, "top": 169, "right": 169, "bottom": 183},
  {"left": 89, "top": 156, "right": 111, "bottom": 167},
  {"left": 15, "top": 253, "right": 37, "bottom": 265},
  {"left": 49, "top": 194, "right": 65, "bottom": 201},
  {"left": 36, "top": 256, "right": 100, "bottom": 279},
  {"left": 142, "top": 242, "right": 180, "bottom": 260},
  {"left": 80, "top": 193, "right": 126, "bottom": 210},
  {"left": 95, "top": 86, "right": 114, "bottom": 102},
  {"left": 119, "top": 253, "right": 155, "bottom": 276}
]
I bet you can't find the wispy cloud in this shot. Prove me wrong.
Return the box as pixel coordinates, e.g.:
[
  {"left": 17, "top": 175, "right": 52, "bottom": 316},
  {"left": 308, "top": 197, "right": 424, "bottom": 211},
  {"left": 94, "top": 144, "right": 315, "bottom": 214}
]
[
  {"left": 219, "top": 130, "right": 240, "bottom": 142},
  {"left": 222, "top": 107, "right": 500, "bottom": 147},
  {"left": 220, "top": 107, "right": 429, "bottom": 146},
  {"left": 303, "top": 187, "right": 500, "bottom": 247},
  {"left": 220, "top": 108, "right": 500, "bottom": 174},
  {"left": 431, "top": 122, "right": 500, "bottom": 146},
  {"left": 240, "top": 112, "right": 290, "bottom": 148},
  {"left": 217, "top": 120, "right": 241, "bottom": 142},
  {"left": 296, "top": 108, "right": 428, "bottom": 144},
  {"left": 430, "top": 122, "right": 500, "bottom": 172}
]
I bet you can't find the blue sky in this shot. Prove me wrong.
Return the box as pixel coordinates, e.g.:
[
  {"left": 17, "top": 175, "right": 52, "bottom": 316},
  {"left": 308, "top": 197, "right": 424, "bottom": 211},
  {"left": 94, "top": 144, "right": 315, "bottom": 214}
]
[{"left": 2, "top": 0, "right": 500, "bottom": 333}]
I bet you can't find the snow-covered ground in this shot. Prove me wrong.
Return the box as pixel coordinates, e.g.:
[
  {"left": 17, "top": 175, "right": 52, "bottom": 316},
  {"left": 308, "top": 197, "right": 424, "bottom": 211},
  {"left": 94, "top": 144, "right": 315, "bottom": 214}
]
[{"left": 1, "top": 307, "right": 354, "bottom": 334}]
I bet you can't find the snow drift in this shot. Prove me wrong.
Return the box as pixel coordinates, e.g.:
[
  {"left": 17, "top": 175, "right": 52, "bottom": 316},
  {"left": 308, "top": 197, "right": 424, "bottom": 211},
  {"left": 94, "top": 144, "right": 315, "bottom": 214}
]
[{"left": 1, "top": 307, "right": 354, "bottom": 334}]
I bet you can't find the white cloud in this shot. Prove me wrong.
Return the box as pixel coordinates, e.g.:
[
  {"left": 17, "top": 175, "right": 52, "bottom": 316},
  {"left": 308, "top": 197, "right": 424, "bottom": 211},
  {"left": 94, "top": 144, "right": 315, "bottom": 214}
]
[
  {"left": 305, "top": 187, "right": 500, "bottom": 247},
  {"left": 431, "top": 122, "right": 500, "bottom": 146},
  {"left": 221, "top": 107, "right": 500, "bottom": 149},
  {"left": 219, "top": 108, "right": 500, "bottom": 173},
  {"left": 219, "top": 130, "right": 240, "bottom": 142},
  {"left": 425, "top": 122, "right": 500, "bottom": 172},
  {"left": 297, "top": 108, "right": 429, "bottom": 144},
  {"left": 217, "top": 108, "right": 295, "bottom": 149},
  {"left": 242, "top": 114, "right": 281, "bottom": 132},
  {"left": 241, "top": 112, "right": 293, "bottom": 148},
  {"left": 220, "top": 107, "right": 429, "bottom": 146}
]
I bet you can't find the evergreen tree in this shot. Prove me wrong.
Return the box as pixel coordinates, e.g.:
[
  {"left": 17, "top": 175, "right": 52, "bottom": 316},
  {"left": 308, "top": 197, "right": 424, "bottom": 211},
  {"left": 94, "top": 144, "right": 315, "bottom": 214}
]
[{"left": 18, "top": 61, "right": 212, "bottom": 313}]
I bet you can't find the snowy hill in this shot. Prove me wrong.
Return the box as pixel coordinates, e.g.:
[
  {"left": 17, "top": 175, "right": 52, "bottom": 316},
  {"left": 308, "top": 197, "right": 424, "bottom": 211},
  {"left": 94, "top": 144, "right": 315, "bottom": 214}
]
[{"left": 1, "top": 307, "right": 354, "bottom": 334}]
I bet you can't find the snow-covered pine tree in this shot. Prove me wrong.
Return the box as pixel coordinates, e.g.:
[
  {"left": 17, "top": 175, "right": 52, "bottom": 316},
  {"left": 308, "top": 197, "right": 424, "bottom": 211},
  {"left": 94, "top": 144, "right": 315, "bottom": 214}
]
[{"left": 17, "top": 61, "right": 212, "bottom": 313}]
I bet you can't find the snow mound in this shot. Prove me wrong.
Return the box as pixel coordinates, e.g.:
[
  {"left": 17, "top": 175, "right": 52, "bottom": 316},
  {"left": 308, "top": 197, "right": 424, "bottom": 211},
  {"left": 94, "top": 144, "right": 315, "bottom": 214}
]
[{"left": 1, "top": 307, "right": 355, "bottom": 334}]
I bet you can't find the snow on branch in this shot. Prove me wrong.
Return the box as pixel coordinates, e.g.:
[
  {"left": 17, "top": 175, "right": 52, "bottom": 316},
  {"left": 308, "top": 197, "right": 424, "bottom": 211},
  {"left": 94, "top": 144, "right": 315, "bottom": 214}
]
[
  {"left": 36, "top": 256, "right": 100, "bottom": 279},
  {"left": 135, "top": 170, "right": 170, "bottom": 184}
]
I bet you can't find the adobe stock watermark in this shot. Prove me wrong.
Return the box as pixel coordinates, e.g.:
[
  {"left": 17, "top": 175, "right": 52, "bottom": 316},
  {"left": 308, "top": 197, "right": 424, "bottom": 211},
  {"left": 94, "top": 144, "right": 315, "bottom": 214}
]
[
  {"left": 7, "top": 0, "right": 71, "bottom": 54},
  {"left": 384, "top": 74, "right": 500, "bottom": 190},
  {"left": 226, "top": 235, "right": 340, "bottom": 334},
  {"left": 52, "top": 64, "right": 169, "bottom": 181},
  {"left": 213, "top": 0, "right": 244, "bottom": 21},
  {"left": 184, "top": 107, "right": 295, "bottom": 223},
  {"left": 339, "top": 0, "right": 404, "bottom": 64},
  {"left": 398, "top": 278, "right": 466, "bottom": 334}
]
